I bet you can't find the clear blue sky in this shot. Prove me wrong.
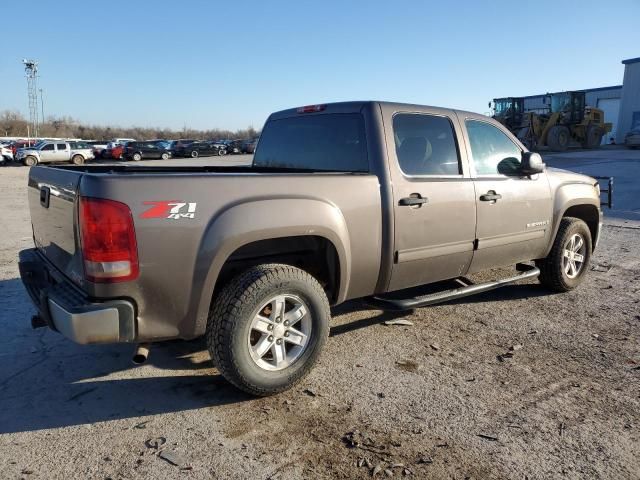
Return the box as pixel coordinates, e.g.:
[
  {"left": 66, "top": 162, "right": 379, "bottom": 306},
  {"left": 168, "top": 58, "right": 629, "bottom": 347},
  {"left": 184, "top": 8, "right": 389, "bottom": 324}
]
[{"left": 2, "top": 0, "right": 639, "bottom": 131}]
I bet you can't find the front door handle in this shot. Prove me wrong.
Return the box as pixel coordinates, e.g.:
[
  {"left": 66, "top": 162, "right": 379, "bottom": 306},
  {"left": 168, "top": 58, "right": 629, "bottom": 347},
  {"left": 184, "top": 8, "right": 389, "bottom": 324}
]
[
  {"left": 479, "top": 191, "right": 502, "bottom": 202},
  {"left": 399, "top": 195, "right": 428, "bottom": 207}
]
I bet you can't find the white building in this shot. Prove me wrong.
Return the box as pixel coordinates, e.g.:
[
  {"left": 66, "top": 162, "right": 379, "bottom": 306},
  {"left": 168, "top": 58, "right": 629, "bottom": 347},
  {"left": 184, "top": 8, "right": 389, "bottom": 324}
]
[{"left": 617, "top": 56, "right": 640, "bottom": 143}]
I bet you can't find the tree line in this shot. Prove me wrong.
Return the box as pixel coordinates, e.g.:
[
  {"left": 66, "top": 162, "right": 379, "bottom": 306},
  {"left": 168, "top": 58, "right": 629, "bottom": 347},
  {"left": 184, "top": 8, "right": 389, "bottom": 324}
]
[{"left": 0, "top": 110, "right": 259, "bottom": 140}]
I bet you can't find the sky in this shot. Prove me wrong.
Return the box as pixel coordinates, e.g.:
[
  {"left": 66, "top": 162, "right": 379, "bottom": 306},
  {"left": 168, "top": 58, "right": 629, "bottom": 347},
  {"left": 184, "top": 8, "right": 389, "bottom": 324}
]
[{"left": 1, "top": 0, "right": 639, "bottom": 131}]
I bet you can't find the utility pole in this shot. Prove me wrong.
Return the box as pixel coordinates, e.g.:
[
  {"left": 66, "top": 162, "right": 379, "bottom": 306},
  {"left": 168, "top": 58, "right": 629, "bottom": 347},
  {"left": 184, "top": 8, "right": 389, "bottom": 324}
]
[
  {"left": 22, "top": 59, "right": 40, "bottom": 138},
  {"left": 39, "top": 88, "right": 45, "bottom": 125}
]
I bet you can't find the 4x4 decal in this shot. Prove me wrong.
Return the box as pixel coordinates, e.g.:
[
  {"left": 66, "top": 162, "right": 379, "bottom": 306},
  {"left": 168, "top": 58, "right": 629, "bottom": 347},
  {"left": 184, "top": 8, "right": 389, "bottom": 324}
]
[{"left": 140, "top": 201, "right": 197, "bottom": 220}]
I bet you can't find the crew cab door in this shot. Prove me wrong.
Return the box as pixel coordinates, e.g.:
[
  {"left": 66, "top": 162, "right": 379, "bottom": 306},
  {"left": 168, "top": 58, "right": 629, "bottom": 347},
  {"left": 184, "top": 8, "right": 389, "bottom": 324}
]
[
  {"left": 384, "top": 107, "right": 477, "bottom": 292},
  {"left": 459, "top": 115, "right": 553, "bottom": 272},
  {"left": 55, "top": 143, "right": 70, "bottom": 161},
  {"left": 39, "top": 143, "right": 56, "bottom": 162}
]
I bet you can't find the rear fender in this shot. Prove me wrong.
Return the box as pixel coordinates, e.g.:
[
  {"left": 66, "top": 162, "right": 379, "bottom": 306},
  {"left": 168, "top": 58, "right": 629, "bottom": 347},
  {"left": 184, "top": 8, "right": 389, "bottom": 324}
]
[{"left": 189, "top": 198, "right": 351, "bottom": 337}]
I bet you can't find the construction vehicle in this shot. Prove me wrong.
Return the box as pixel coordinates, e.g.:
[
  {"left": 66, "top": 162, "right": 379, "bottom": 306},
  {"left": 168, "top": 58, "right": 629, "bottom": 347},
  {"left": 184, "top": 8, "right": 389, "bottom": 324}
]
[{"left": 491, "top": 91, "right": 612, "bottom": 151}]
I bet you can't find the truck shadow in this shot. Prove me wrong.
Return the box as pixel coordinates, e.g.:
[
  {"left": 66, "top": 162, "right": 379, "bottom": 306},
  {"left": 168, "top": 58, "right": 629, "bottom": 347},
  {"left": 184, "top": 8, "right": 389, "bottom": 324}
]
[{"left": 0, "top": 278, "right": 252, "bottom": 434}]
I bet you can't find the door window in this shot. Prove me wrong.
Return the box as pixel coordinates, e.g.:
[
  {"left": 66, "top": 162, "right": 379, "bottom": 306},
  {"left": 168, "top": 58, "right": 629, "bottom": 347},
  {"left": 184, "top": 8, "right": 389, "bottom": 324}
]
[
  {"left": 56, "top": 143, "right": 67, "bottom": 150},
  {"left": 465, "top": 120, "right": 521, "bottom": 176},
  {"left": 393, "top": 114, "right": 460, "bottom": 176},
  {"left": 41, "top": 144, "right": 54, "bottom": 151}
]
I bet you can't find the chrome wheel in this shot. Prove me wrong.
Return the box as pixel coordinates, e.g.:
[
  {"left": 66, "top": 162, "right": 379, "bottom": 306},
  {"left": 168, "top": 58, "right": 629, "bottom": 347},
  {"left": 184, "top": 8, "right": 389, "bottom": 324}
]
[
  {"left": 247, "top": 294, "right": 311, "bottom": 371},
  {"left": 563, "top": 233, "right": 586, "bottom": 279}
]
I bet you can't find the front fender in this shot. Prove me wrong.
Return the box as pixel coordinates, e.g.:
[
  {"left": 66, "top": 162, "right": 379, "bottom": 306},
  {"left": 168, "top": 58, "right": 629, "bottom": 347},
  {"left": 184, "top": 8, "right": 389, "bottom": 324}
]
[
  {"left": 545, "top": 183, "right": 600, "bottom": 257},
  {"left": 188, "top": 198, "right": 351, "bottom": 337}
]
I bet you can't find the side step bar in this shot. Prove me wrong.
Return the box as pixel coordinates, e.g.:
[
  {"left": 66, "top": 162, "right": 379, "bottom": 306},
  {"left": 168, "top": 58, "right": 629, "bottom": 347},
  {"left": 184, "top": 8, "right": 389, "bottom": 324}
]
[{"left": 364, "top": 264, "right": 540, "bottom": 312}]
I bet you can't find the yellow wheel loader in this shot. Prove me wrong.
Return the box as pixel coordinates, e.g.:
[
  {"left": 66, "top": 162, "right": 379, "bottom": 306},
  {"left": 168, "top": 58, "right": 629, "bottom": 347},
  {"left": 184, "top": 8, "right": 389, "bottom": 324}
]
[{"left": 492, "top": 91, "right": 612, "bottom": 151}]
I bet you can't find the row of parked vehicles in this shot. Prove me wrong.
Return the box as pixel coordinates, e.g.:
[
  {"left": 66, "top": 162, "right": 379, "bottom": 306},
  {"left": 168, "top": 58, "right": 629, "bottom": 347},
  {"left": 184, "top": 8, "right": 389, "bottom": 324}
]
[{"left": 1, "top": 137, "right": 259, "bottom": 166}]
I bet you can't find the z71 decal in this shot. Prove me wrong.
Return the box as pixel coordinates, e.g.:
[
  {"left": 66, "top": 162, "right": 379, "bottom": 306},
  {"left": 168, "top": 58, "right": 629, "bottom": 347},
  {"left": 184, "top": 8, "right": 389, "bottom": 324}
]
[{"left": 140, "top": 200, "right": 197, "bottom": 220}]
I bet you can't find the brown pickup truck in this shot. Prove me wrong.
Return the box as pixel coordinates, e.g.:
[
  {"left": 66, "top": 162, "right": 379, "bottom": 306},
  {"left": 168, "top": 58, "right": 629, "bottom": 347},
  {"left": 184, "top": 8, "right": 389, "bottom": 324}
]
[{"left": 19, "top": 101, "right": 602, "bottom": 395}]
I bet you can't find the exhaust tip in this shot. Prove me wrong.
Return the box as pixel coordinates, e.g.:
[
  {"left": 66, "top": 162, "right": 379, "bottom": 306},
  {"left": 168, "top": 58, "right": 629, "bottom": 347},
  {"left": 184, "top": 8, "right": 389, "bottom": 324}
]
[
  {"left": 31, "top": 315, "right": 47, "bottom": 329},
  {"left": 132, "top": 344, "right": 150, "bottom": 365}
]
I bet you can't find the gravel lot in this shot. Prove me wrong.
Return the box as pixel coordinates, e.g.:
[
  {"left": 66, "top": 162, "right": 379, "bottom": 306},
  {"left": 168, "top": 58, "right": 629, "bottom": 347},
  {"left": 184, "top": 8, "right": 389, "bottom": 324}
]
[{"left": 0, "top": 151, "right": 639, "bottom": 479}]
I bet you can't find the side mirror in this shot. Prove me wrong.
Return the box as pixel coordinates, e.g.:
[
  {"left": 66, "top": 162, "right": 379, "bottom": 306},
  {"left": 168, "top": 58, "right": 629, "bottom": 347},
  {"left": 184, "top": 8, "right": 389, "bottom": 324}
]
[{"left": 521, "top": 151, "right": 545, "bottom": 175}]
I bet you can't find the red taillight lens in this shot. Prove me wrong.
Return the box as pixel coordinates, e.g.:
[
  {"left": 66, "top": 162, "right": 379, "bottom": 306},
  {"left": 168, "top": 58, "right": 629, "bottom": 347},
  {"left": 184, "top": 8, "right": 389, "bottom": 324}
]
[{"left": 79, "top": 197, "right": 139, "bottom": 283}]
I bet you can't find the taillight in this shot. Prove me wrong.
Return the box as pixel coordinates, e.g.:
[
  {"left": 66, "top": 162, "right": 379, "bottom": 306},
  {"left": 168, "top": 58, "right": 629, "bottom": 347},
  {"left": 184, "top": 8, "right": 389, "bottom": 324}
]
[
  {"left": 79, "top": 197, "right": 139, "bottom": 283},
  {"left": 297, "top": 104, "right": 326, "bottom": 113}
]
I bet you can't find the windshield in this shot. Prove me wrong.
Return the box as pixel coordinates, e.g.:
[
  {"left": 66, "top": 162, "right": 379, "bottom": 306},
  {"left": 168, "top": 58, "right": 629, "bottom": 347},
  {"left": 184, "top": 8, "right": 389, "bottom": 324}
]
[
  {"left": 253, "top": 113, "right": 368, "bottom": 172},
  {"left": 551, "top": 93, "right": 571, "bottom": 113}
]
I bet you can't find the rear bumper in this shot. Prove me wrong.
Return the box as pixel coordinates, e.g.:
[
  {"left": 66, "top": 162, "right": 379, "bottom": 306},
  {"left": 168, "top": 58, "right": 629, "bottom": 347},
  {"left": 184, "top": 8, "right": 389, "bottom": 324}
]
[{"left": 18, "top": 248, "right": 136, "bottom": 344}]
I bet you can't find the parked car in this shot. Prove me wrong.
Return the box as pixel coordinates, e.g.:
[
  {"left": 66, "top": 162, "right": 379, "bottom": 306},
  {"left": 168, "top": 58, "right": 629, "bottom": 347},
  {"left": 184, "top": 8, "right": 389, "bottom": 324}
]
[
  {"left": 18, "top": 101, "right": 603, "bottom": 396},
  {"left": 241, "top": 137, "right": 259, "bottom": 154},
  {"left": 16, "top": 141, "right": 94, "bottom": 166},
  {"left": 102, "top": 143, "right": 127, "bottom": 160},
  {"left": 86, "top": 140, "right": 109, "bottom": 158},
  {"left": 172, "top": 141, "right": 224, "bottom": 158},
  {"left": 124, "top": 141, "right": 171, "bottom": 161},
  {"left": 9, "top": 139, "right": 39, "bottom": 156},
  {"left": 220, "top": 139, "right": 243, "bottom": 154},
  {"left": 1, "top": 145, "right": 14, "bottom": 162},
  {"left": 624, "top": 128, "right": 640, "bottom": 149}
]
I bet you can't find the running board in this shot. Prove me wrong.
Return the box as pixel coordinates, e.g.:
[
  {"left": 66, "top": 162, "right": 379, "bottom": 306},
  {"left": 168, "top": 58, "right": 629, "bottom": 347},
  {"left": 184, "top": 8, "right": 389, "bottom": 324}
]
[{"left": 364, "top": 264, "right": 540, "bottom": 311}]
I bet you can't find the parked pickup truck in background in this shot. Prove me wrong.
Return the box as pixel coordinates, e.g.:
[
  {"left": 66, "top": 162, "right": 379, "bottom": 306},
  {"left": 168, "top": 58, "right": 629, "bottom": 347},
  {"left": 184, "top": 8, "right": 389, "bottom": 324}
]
[
  {"left": 19, "top": 101, "right": 602, "bottom": 396},
  {"left": 16, "top": 141, "right": 94, "bottom": 166}
]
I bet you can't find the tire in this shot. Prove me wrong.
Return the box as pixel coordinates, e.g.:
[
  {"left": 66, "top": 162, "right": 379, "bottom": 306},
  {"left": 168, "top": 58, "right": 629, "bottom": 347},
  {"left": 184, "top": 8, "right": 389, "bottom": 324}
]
[
  {"left": 71, "top": 154, "right": 84, "bottom": 165},
  {"left": 23, "top": 156, "right": 37, "bottom": 167},
  {"left": 536, "top": 217, "right": 592, "bottom": 292},
  {"left": 191, "top": 150, "right": 198, "bottom": 158},
  {"left": 132, "top": 152, "right": 142, "bottom": 161},
  {"left": 161, "top": 152, "right": 169, "bottom": 160},
  {"left": 583, "top": 126, "right": 603, "bottom": 149},
  {"left": 206, "top": 264, "right": 330, "bottom": 396},
  {"left": 547, "top": 125, "right": 570, "bottom": 151}
]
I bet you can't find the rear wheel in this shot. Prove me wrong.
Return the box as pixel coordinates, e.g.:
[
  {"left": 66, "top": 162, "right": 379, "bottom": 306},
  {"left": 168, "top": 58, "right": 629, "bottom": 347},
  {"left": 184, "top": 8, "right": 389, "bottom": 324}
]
[
  {"left": 191, "top": 150, "right": 199, "bottom": 158},
  {"left": 161, "top": 152, "right": 169, "bottom": 160},
  {"left": 583, "top": 126, "right": 604, "bottom": 149},
  {"left": 132, "top": 152, "right": 142, "bottom": 161},
  {"left": 547, "top": 125, "right": 570, "bottom": 151},
  {"left": 71, "top": 154, "right": 84, "bottom": 165},
  {"left": 206, "top": 264, "right": 330, "bottom": 396},
  {"left": 24, "top": 156, "right": 37, "bottom": 167},
  {"left": 536, "top": 217, "right": 592, "bottom": 292}
]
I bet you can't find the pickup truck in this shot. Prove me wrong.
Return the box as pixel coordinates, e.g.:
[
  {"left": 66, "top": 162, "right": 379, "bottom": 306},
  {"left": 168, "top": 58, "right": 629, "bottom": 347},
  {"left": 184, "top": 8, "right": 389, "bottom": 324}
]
[
  {"left": 17, "top": 140, "right": 94, "bottom": 166},
  {"left": 19, "top": 101, "right": 602, "bottom": 396}
]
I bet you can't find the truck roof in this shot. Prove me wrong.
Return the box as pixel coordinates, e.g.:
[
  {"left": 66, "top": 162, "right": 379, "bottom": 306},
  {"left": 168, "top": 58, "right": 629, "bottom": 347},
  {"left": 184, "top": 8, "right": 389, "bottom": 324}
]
[{"left": 268, "top": 100, "right": 482, "bottom": 121}]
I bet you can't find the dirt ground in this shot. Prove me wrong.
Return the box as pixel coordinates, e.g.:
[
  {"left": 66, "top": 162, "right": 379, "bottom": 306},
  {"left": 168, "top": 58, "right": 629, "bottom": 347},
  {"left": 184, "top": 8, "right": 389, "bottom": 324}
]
[{"left": 0, "top": 157, "right": 639, "bottom": 479}]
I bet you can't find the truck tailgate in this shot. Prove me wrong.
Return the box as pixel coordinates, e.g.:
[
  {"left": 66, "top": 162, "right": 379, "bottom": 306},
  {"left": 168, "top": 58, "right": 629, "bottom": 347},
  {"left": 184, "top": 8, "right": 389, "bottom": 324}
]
[{"left": 28, "top": 166, "right": 82, "bottom": 275}]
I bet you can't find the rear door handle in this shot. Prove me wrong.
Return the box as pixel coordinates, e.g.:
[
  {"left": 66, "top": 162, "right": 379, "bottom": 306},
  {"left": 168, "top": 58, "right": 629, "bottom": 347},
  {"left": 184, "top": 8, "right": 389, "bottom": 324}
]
[
  {"left": 479, "top": 191, "right": 502, "bottom": 202},
  {"left": 399, "top": 195, "right": 428, "bottom": 207}
]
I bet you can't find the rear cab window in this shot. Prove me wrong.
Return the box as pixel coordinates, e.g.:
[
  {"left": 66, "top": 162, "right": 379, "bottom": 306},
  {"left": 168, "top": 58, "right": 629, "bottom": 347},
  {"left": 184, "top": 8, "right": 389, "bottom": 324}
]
[
  {"left": 393, "top": 113, "right": 461, "bottom": 176},
  {"left": 253, "top": 113, "right": 368, "bottom": 172}
]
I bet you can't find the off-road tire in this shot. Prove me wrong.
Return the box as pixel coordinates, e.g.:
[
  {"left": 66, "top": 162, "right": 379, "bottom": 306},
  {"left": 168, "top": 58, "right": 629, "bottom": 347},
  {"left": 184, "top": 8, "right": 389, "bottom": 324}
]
[
  {"left": 206, "top": 264, "right": 330, "bottom": 396},
  {"left": 24, "top": 156, "right": 37, "bottom": 167},
  {"left": 536, "top": 217, "right": 592, "bottom": 292},
  {"left": 547, "top": 125, "right": 570, "bottom": 151},
  {"left": 71, "top": 154, "right": 84, "bottom": 165},
  {"left": 583, "top": 125, "right": 603, "bottom": 149}
]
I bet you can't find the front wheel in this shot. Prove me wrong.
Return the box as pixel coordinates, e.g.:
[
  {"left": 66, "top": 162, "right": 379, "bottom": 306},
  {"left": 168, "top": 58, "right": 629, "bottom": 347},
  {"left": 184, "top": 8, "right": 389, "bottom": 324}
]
[
  {"left": 23, "top": 156, "right": 37, "bottom": 167},
  {"left": 132, "top": 152, "right": 142, "bottom": 161},
  {"left": 536, "top": 217, "right": 592, "bottom": 292},
  {"left": 190, "top": 150, "right": 199, "bottom": 158},
  {"left": 161, "top": 152, "right": 169, "bottom": 160},
  {"left": 206, "top": 264, "right": 330, "bottom": 396}
]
